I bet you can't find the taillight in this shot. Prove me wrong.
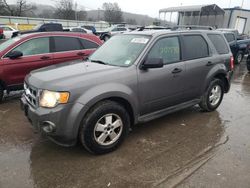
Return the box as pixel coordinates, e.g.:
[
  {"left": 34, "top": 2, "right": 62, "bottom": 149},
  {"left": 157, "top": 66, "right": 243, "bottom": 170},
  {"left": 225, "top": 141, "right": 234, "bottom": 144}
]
[{"left": 230, "top": 56, "right": 234, "bottom": 70}]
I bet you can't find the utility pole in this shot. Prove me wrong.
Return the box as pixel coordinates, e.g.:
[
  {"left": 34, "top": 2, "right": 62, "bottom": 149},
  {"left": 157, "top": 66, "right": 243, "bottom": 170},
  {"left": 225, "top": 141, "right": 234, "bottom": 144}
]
[{"left": 75, "top": 2, "right": 78, "bottom": 21}]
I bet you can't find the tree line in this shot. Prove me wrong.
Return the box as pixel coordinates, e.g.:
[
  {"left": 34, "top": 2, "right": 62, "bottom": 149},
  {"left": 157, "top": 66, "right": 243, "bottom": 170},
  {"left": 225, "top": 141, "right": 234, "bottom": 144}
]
[{"left": 0, "top": 0, "right": 136, "bottom": 24}]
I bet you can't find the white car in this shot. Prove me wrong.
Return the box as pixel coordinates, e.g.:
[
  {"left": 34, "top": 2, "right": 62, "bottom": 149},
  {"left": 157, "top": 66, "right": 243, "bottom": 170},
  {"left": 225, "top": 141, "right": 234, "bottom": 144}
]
[
  {"left": 0, "top": 25, "right": 19, "bottom": 39},
  {"left": 69, "top": 27, "right": 93, "bottom": 34}
]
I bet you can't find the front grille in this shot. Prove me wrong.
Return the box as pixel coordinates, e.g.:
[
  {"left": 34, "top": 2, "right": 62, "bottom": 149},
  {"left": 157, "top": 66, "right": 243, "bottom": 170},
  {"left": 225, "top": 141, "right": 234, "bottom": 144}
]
[{"left": 24, "top": 82, "right": 39, "bottom": 108}]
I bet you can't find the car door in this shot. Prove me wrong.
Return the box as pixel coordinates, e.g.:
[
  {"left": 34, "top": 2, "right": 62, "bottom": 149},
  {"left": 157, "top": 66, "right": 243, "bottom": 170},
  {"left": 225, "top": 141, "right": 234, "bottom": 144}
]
[
  {"left": 1, "top": 37, "right": 53, "bottom": 86},
  {"left": 138, "top": 36, "right": 185, "bottom": 115},
  {"left": 51, "top": 36, "right": 91, "bottom": 64},
  {"left": 181, "top": 34, "right": 214, "bottom": 101}
]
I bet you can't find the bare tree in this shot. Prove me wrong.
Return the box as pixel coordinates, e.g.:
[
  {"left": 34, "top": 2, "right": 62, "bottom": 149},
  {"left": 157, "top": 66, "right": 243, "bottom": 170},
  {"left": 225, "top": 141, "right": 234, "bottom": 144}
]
[
  {"left": 102, "top": 2, "right": 123, "bottom": 23},
  {"left": 54, "top": 0, "right": 75, "bottom": 20},
  {"left": 1, "top": 0, "right": 36, "bottom": 16}
]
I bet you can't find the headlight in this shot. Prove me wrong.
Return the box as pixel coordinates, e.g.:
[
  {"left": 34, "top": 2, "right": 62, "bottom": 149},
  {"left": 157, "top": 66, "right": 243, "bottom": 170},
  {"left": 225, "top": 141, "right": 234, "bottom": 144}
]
[{"left": 39, "top": 90, "right": 70, "bottom": 108}]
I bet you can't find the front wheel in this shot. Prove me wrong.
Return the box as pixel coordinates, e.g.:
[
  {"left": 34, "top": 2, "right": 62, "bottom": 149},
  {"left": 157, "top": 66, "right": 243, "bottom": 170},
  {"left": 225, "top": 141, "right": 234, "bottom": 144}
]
[
  {"left": 0, "top": 85, "right": 4, "bottom": 103},
  {"left": 79, "top": 100, "right": 130, "bottom": 154},
  {"left": 199, "top": 79, "right": 224, "bottom": 112}
]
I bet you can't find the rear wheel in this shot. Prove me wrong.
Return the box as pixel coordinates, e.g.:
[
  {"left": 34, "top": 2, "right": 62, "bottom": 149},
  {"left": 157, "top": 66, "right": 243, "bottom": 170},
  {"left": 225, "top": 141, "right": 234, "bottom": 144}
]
[
  {"left": 199, "top": 79, "right": 224, "bottom": 112},
  {"left": 235, "top": 51, "right": 244, "bottom": 64},
  {"left": 103, "top": 35, "right": 110, "bottom": 41},
  {"left": 79, "top": 100, "right": 130, "bottom": 154},
  {"left": 0, "top": 85, "right": 4, "bottom": 103},
  {"left": 247, "top": 56, "right": 250, "bottom": 72}
]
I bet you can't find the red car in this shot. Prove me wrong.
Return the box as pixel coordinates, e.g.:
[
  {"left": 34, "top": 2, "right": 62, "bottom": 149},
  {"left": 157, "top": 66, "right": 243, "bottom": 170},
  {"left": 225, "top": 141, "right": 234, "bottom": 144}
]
[{"left": 0, "top": 32, "right": 102, "bottom": 102}]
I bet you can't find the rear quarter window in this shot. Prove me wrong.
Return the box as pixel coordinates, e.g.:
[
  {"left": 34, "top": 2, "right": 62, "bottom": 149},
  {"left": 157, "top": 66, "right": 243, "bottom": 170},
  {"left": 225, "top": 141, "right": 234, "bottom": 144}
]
[
  {"left": 80, "top": 38, "right": 99, "bottom": 49},
  {"left": 224, "top": 33, "right": 235, "bottom": 43},
  {"left": 182, "top": 35, "right": 209, "bottom": 60},
  {"left": 208, "top": 34, "right": 230, "bottom": 54}
]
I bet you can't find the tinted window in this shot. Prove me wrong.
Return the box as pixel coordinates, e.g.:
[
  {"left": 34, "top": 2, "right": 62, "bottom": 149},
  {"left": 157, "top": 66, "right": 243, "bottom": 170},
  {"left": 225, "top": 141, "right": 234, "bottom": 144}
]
[
  {"left": 183, "top": 35, "right": 209, "bottom": 60},
  {"left": 208, "top": 34, "right": 229, "bottom": 54},
  {"left": 11, "top": 37, "right": 50, "bottom": 56},
  {"left": 80, "top": 39, "right": 99, "bottom": 49},
  {"left": 118, "top": 28, "right": 126, "bottom": 31},
  {"left": 224, "top": 33, "right": 235, "bottom": 43},
  {"left": 147, "top": 37, "right": 180, "bottom": 64},
  {"left": 53, "top": 36, "right": 81, "bottom": 52}
]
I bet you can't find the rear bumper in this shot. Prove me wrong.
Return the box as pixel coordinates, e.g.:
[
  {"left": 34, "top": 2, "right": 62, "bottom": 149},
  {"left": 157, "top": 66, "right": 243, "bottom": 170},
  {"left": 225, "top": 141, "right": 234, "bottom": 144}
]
[{"left": 20, "top": 95, "right": 85, "bottom": 146}]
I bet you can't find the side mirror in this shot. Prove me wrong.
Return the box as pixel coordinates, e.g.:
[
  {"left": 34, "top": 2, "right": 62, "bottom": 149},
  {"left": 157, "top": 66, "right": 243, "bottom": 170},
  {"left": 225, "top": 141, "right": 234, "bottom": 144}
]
[
  {"left": 141, "top": 58, "right": 164, "bottom": 69},
  {"left": 6, "top": 51, "right": 23, "bottom": 59}
]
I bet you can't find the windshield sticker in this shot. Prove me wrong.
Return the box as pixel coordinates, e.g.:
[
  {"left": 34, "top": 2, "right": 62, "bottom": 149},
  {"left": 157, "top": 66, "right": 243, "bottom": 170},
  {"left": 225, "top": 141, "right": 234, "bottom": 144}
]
[
  {"left": 124, "top": 60, "right": 131, "bottom": 65},
  {"left": 131, "top": 38, "right": 149, "bottom": 44}
]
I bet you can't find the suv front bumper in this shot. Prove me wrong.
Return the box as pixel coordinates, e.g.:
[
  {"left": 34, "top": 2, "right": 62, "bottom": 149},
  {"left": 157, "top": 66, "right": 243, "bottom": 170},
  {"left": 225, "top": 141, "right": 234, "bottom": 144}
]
[{"left": 20, "top": 95, "right": 85, "bottom": 146}]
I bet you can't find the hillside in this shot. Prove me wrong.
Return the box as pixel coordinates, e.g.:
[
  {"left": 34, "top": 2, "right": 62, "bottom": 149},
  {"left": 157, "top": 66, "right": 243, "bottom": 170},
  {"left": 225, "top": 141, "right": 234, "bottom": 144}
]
[{"left": 86, "top": 10, "right": 157, "bottom": 26}]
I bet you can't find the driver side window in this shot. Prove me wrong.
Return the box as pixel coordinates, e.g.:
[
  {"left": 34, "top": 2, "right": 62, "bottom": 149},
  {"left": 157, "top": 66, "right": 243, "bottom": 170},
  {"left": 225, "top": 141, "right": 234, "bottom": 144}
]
[
  {"left": 147, "top": 36, "right": 180, "bottom": 64},
  {"left": 11, "top": 37, "right": 50, "bottom": 56}
]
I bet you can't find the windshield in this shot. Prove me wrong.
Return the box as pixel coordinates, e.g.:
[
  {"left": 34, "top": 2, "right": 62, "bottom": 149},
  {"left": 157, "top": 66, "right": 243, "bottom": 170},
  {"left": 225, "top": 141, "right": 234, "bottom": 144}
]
[
  {"left": 89, "top": 34, "right": 150, "bottom": 67},
  {"left": 0, "top": 37, "right": 21, "bottom": 52}
]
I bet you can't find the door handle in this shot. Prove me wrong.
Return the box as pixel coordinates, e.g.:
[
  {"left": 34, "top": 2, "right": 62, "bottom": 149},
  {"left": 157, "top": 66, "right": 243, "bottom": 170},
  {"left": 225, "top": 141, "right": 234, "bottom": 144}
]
[
  {"left": 40, "top": 56, "right": 50, "bottom": 60},
  {"left": 77, "top": 52, "right": 86, "bottom": 56},
  {"left": 172, "top": 68, "right": 182, "bottom": 74},
  {"left": 206, "top": 61, "right": 213, "bottom": 66}
]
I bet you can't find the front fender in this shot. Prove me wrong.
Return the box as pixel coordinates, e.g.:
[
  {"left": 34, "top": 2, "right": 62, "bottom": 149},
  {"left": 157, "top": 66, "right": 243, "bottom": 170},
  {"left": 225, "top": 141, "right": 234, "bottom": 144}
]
[{"left": 76, "top": 83, "right": 139, "bottom": 121}]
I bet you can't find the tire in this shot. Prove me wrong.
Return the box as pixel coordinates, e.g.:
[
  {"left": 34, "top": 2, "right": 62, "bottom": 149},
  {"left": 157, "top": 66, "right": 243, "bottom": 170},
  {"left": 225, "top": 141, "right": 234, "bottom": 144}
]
[
  {"left": 0, "top": 85, "right": 4, "bottom": 103},
  {"left": 104, "top": 35, "right": 110, "bottom": 41},
  {"left": 199, "top": 79, "right": 224, "bottom": 112},
  {"left": 247, "top": 56, "right": 250, "bottom": 72},
  {"left": 235, "top": 51, "right": 244, "bottom": 64},
  {"left": 79, "top": 100, "right": 130, "bottom": 154}
]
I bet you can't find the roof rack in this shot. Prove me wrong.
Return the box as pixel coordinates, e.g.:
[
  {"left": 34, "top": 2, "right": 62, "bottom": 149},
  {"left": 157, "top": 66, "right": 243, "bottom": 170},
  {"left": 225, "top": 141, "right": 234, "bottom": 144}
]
[
  {"left": 171, "top": 25, "right": 214, "bottom": 30},
  {"left": 136, "top": 25, "right": 215, "bottom": 32}
]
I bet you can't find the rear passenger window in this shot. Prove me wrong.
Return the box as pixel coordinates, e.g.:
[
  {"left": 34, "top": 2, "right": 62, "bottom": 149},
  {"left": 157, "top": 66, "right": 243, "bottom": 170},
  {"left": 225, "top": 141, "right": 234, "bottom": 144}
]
[
  {"left": 53, "top": 36, "right": 81, "bottom": 52},
  {"left": 147, "top": 36, "right": 180, "bottom": 64},
  {"left": 208, "top": 34, "right": 229, "bottom": 54},
  {"left": 183, "top": 35, "right": 209, "bottom": 60},
  {"left": 224, "top": 33, "right": 235, "bottom": 43},
  {"left": 80, "top": 39, "right": 99, "bottom": 49}
]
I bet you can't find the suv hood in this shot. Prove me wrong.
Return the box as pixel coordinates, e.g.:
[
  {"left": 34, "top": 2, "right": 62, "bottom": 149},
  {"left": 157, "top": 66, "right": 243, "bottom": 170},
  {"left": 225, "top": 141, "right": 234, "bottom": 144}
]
[{"left": 26, "top": 61, "right": 123, "bottom": 90}]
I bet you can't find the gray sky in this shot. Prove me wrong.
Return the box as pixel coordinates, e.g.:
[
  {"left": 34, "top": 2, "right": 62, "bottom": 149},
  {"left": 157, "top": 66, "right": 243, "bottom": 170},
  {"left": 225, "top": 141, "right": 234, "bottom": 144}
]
[{"left": 9, "top": 0, "right": 250, "bottom": 18}]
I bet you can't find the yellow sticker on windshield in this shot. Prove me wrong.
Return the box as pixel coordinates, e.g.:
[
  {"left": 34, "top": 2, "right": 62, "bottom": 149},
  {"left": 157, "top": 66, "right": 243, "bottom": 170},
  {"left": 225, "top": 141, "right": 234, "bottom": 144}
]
[{"left": 131, "top": 38, "right": 149, "bottom": 44}]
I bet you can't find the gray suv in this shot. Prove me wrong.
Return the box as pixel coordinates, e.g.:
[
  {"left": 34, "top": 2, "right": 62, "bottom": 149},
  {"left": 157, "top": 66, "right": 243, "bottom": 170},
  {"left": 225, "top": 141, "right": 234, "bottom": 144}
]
[{"left": 21, "top": 30, "right": 234, "bottom": 154}]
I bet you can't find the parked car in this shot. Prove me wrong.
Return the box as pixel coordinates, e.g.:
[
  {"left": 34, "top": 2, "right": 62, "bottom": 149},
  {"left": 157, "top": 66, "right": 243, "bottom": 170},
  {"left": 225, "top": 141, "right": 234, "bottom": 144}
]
[
  {"left": 222, "top": 31, "right": 250, "bottom": 64},
  {"left": 69, "top": 27, "right": 92, "bottom": 34},
  {"left": 21, "top": 23, "right": 64, "bottom": 34},
  {"left": 96, "top": 26, "right": 130, "bottom": 41},
  {"left": 21, "top": 30, "right": 233, "bottom": 154},
  {"left": 0, "top": 28, "right": 4, "bottom": 39},
  {"left": 217, "top": 28, "right": 248, "bottom": 40},
  {"left": 0, "top": 32, "right": 102, "bottom": 102},
  {"left": 0, "top": 25, "right": 19, "bottom": 39},
  {"left": 247, "top": 54, "right": 250, "bottom": 72},
  {"left": 81, "top": 25, "right": 97, "bottom": 34}
]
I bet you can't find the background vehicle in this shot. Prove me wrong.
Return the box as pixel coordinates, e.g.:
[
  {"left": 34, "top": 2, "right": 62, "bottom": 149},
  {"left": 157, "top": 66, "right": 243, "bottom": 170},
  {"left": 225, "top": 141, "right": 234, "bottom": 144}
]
[
  {"left": 247, "top": 55, "right": 250, "bottom": 72},
  {"left": 21, "top": 30, "right": 233, "bottom": 154},
  {"left": 0, "top": 32, "right": 102, "bottom": 102},
  {"left": 69, "top": 27, "right": 92, "bottom": 34},
  {"left": 0, "top": 25, "right": 19, "bottom": 39},
  {"left": 21, "top": 23, "right": 64, "bottom": 34},
  {"left": 96, "top": 26, "right": 130, "bottom": 41},
  {"left": 81, "top": 25, "right": 97, "bottom": 34},
  {"left": 222, "top": 31, "right": 250, "bottom": 64},
  {"left": 217, "top": 28, "right": 249, "bottom": 40},
  {"left": 0, "top": 28, "right": 4, "bottom": 39}
]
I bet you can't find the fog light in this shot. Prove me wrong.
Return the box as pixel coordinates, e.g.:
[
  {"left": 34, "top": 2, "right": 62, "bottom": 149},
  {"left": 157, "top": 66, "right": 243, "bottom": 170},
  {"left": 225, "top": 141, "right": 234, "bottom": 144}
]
[{"left": 42, "top": 121, "right": 56, "bottom": 133}]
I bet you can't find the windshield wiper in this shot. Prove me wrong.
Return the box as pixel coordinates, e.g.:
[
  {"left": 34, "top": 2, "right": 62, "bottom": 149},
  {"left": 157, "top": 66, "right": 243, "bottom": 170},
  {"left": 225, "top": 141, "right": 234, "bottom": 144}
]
[{"left": 90, "top": 59, "right": 108, "bottom": 65}]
